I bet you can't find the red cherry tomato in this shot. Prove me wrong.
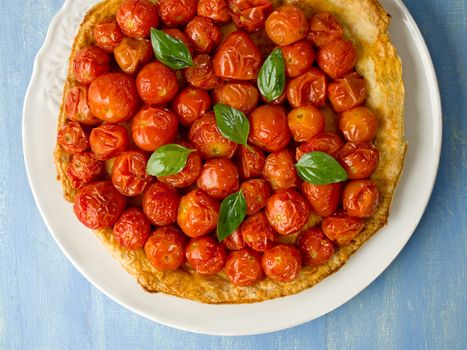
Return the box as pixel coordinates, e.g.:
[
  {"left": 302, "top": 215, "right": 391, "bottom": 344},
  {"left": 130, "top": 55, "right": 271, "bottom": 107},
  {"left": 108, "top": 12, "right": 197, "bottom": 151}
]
[
  {"left": 93, "top": 21, "right": 124, "bottom": 52},
  {"left": 226, "top": 249, "right": 263, "bottom": 286},
  {"left": 240, "top": 179, "right": 271, "bottom": 216},
  {"left": 265, "top": 5, "right": 308, "bottom": 45},
  {"left": 262, "top": 244, "right": 302, "bottom": 282},
  {"left": 64, "top": 86, "right": 100, "bottom": 126},
  {"left": 73, "top": 181, "right": 127, "bottom": 229},
  {"left": 171, "top": 87, "right": 211, "bottom": 127},
  {"left": 197, "top": 158, "right": 239, "bottom": 199},
  {"left": 198, "top": 0, "right": 230, "bottom": 23},
  {"left": 67, "top": 152, "right": 104, "bottom": 189},
  {"left": 297, "top": 227, "right": 335, "bottom": 267},
  {"left": 113, "top": 208, "right": 151, "bottom": 250},
  {"left": 114, "top": 37, "right": 153, "bottom": 75},
  {"left": 72, "top": 46, "right": 111, "bottom": 84},
  {"left": 158, "top": 0, "right": 197, "bottom": 27},
  {"left": 162, "top": 28, "right": 194, "bottom": 54},
  {"left": 142, "top": 182, "right": 181, "bottom": 226},
  {"left": 89, "top": 123, "right": 129, "bottom": 160},
  {"left": 336, "top": 142, "right": 379, "bottom": 179},
  {"left": 116, "top": 0, "right": 159, "bottom": 38},
  {"left": 111, "top": 151, "right": 152, "bottom": 196},
  {"left": 184, "top": 54, "right": 220, "bottom": 90},
  {"left": 288, "top": 106, "right": 325, "bottom": 142},
  {"left": 281, "top": 41, "right": 315, "bottom": 78},
  {"left": 185, "top": 236, "right": 226, "bottom": 275},
  {"left": 228, "top": 0, "right": 273, "bottom": 32},
  {"left": 321, "top": 211, "right": 365, "bottom": 246},
  {"left": 185, "top": 16, "right": 221, "bottom": 54},
  {"left": 328, "top": 72, "right": 367, "bottom": 113},
  {"left": 223, "top": 228, "right": 245, "bottom": 250},
  {"left": 213, "top": 82, "right": 259, "bottom": 114},
  {"left": 301, "top": 182, "right": 342, "bottom": 217},
  {"left": 235, "top": 144, "right": 266, "bottom": 180},
  {"left": 263, "top": 150, "right": 300, "bottom": 192},
  {"left": 136, "top": 62, "right": 179, "bottom": 105},
  {"left": 295, "top": 132, "right": 344, "bottom": 161},
  {"left": 308, "top": 12, "right": 344, "bottom": 48},
  {"left": 145, "top": 226, "right": 186, "bottom": 270},
  {"left": 261, "top": 88, "right": 287, "bottom": 105},
  {"left": 286, "top": 68, "right": 328, "bottom": 108},
  {"left": 339, "top": 106, "right": 378, "bottom": 143},
  {"left": 343, "top": 180, "right": 379, "bottom": 218},
  {"left": 317, "top": 38, "right": 357, "bottom": 79},
  {"left": 240, "top": 211, "right": 276, "bottom": 252},
  {"left": 57, "top": 121, "right": 89, "bottom": 155}
]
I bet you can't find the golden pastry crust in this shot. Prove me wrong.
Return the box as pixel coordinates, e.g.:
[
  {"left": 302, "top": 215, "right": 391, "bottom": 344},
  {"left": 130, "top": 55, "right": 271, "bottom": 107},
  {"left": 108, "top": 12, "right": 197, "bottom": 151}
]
[{"left": 54, "top": 0, "right": 406, "bottom": 303}]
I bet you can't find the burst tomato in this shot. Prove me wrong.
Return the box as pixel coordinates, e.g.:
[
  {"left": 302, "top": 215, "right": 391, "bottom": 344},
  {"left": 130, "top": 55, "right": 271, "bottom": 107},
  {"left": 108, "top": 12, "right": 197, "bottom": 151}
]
[
  {"left": 57, "top": 121, "right": 89, "bottom": 155},
  {"left": 263, "top": 150, "right": 299, "bottom": 191},
  {"left": 114, "top": 37, "right": 153, "bottom": 75},
  {"left": 172, "top": 87, "right": 211, "bottom": 126},
  {"left": 64, "top": 86, "right": 100, "bottom": 126},
  {"left": 262, "top": 244, "right": 302, "bottom": 282},
  {"left": 343, "top": 180, "right": 379, "bottom": 218},
  {"left": 116, "top": 0, "right": 159, "bottom": 38},
  {"left": 240, "top": 179, "right": 271, "bottom": 216},
  {"left": 67, "top": 152, "right": 104, "bottom": 188},
  {"left": 281, "top": 40, "right": 315, "bottom": 78},
  {"left": 72, "top": 46, "right": 111, "bottom": 84},
  {"left": 321, "top": 211, "right": 365, "bottom": 246},
  {"left": 286, "top": 68, "right": 328, "bottom": 108},
  {"left": 228, "top": 0, "right": 272, "bottom": 32},
  {"left": 111, "top": 151, "right": 152, "bottom": 196},
  {"left": 308, "top": 12, "right": 343, "bottom": 48},
  {"left": 93, "top": 21, "right": 124, "bottom": 52},
  {"left": 336, "top": 142, "right": 379, "bottom": 179},
  {"left": 142, "top": 182, "right": 181, "bottom": 226},
  {"left": 197, "top": 158, "right": 239, "bottom": 199},
  {"left": 223, "top": 228, "right": 245, "bottom": 251},
  {"left": 114, "top": 208, "right": 151, "bottom": 250},
  {"left": 240, "top": 211, "right": 276, "bottom": 252},
  {"left": 301, "top": 182, "right": 342, "bottom": 217},
  {"left": 184, "top": 54, "right": 220, "bottom": 90},
  {"left": 145, "top": 226, "right": 186, "bottom": 270},
  {"left": 185, "top": 16, "right": 221, "bottom": 54},
  {"left": 226, "top": 249, "right": 263, "bottom": 286},
  {"left": 213, "top": 82, "right": 259, "bottom": 114},
  {"left": 328, "top": 72, "right": 367, "bottom": 113},
  {"left": 185, "top": 236, "right": 226, "bottom": 274},
  {"left": 297, "top": 227, "right": 335, "bottom": 267},
  {"left": 295, "top": 132, "right": 344, "bottom": 160},
  {"left": 198, "top": 0, "right": 230, "bottom": 23},
  {"left": 89, "top": 123, "right": 129, "bottom": 160},
  {"left": 317, "top": 38, "right": 357, "bottom": 79},
  {"left": 158, "top": 0, "right": 197, "bottom": 27},
  {"left": 235, "top": 145, "right": 266, "bottom": 180}
]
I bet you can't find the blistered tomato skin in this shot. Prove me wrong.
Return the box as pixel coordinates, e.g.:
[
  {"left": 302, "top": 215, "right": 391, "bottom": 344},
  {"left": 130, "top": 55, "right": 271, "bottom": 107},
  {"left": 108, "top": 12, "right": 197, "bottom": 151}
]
[
  {"left": 67, "top": 152, "right": 104, "bottom": 188},
  {"left": 321, "top": 211, "right": 365, "bottom": 246},
  {"left": 136, "top": 62, "right": 179, "bottom": 105},
  {"left": 57, "top": 121, "right": 89, "bottom": 155},
  {"left": 262, "top": 244, "right": 302, "bottom": 282},
  {"left": 113, "top": 208, "right": 151, "bottom": 250},
  {"left": 240, "top": 211, "right": 276, "bottom": 252},
  {"left": 172, "top": 87, "right": 211, "bottom": 127},
  {"left": 302, "top": 182, "right": 342, "bottom": 217},
  {"left": 72, "top": 46, "right": 111, "bottom": 84},
  {"left": 263, "top": 150, "right": 300, "bottom": 192},
  {"left": 337, "top": 142, "right": 379, "bottom": 179},
  {"left": 197, "top": 158, "right": 240, "bottom": 199},
  {"left": 265, "top": 189, "right": 311, "bottom": 235},
  {"left": 142, "top": 182, "right": 181, "bottom": 226},
  {"left": 116, "top": 0, "right": 159, "bottom": 38},
  {"left": 265, "top": 5, "right": 308, "bottom": 45},
  {"left": 297, "top": 227, "right": 335, "bottom": 267},
  {"left": 114, "top": 38, "right": 153, "bottom": 75},
  {"left": 339, "top": 106, "right": 378, "bottom": 143},
  {"left": 131, "top": 106, "right": 178, "bottom": 152},
  {"left": 185, "top": 236, "right": 227, "bottom": 275},
  {"left": 184, "top": 54, "right": 220, "bottom": 90},
  {"left": 111, "top": 151, "right": 152, "bottom": 196},
  {"left": 185, "top": 16, "right": 221, "bottom": 54},
  {"left": 228, "top": 0, "right": 273, "bottom": 32},
  {"left": 295, "top": 132, "right": 344, "bottom": 161},
  {"left": 317, "top": 39, "right": 357, "bottom": 79},
  {"left": 226, "top": 249, "right": 263, "bottom": 286},
  {"left": 288, "top": 106, "right": 325, "bottom": 142},
  {"left": 213, "top": 83, "right": 259, "bottom": 114},
  {"left": 158, "top": 143, "right": 202, "bottom": 188},
  {"left": 308, "top": 12, "right": 344, "bottom": 48},
  {"left": 223, "top": 228, "right": 245, "bottom": 250},
  {"left": 241, "top": 179, "right": 271, "bottom": 216},
  {"left": 343, "top": 180, "right": 379, "bottom": 218},
  {"left": 89, "top": 123, "right": 129, "bottom": 160},
  {"left": 158, "top": 0, "right": 197, "bottom": 27},
  {"left": 235, "top": 145, "right": 266, "bottom": 180},
  {"left": 145, "top": 226, "right": 186, "bottom": 270},
  {"left": 73, "top": 181, "right": 127, "bottom": 229},
  {"left": 328, "top": 72, "right": 367, "bottom": 113},
  {"left": 198, "top": 0, "right": 230, "bottom": 23},
  {"left": 64, "top": 86, "right": 100, "bottom": 126},
  {"left": 93, "top": 21, "right": 124, "bottom": 52},
  {"left": 177, "top": 189, "right": 220, "bottom": 238},
  {"left": 287, "top": 68, "right": 328, "bottom": 108},
  {"left": 281, "top": 41, "right": 315, "bottom": 78}
]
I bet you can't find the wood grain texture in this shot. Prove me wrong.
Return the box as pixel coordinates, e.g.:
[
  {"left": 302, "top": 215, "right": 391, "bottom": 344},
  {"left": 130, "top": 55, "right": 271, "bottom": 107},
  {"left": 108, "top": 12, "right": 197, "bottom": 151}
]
[{"left": 0, "top": 0, "right": 465, "bottom": 349}]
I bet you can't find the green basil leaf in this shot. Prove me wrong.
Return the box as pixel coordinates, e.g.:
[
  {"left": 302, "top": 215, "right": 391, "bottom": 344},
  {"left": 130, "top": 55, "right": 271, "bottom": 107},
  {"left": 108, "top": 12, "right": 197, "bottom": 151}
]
[
  {"left": 150, "top": 28, "right": 193, "bottom": 70},
  {"left": 147, "top": 144, "right": 194, "bottom": 177},
  {"left": 213, "top": 103, "right": 250, "bottom": 146},
  {"left": 217, "top": 191, "right": 247, "bottom": 242},
  {"left": 295, "top": 151, "right": 348, "bottom": 185},
  {"left": 257, "top": 48, "right": 285, "bottom": 102}
]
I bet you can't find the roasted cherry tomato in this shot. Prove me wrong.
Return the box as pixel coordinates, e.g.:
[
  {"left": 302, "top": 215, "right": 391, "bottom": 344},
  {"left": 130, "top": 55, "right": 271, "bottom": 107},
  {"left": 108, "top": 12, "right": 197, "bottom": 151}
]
[
  {"left": 64, "top": 86, "right": 100, "bottom": 126},
  {"left": 72, "top": 46, "right": 111, "bottom": 84},
  {"left": 89, "top": 123, "right": 129, "bottom": 160},
  {"left": 235, "top": 144, "right": 266, "bottom": 180},
  {"left": 67, "top": 152, "right": 104, "bottom": 189},
  {"left": 228, "top": 0, "right": 272, "bottom": 32},
  {"left": 185, "top": 236, "right": 226, "bottom": 274},
  {"left": 223, "top": 228, "right": 245, "bottom": 250},
  {"left": 213, "top": 82, "right": 259, "bottom": 114},
  {"left": 113, "top": 208, "right": 151, "bottom": 250},
  {"left": 185, "top": 16, "right": 221, "bottom": 54},
  {"left": 198, "top": 0, "right": 230, "bottom": 23},
  {"left": 248, "top": 105, "right": 291, "bottom": 152},
  {"left": 93, "top": 21, "right": 124, "bottom": 52},
  {"left": 240, "top": 211, "right": 276, "bottom": 252},
  {"left": 145, "top": 226, "right": 186, "bottom": 270},
  {"left": 263, "top": 150, "right": 299, "bottom": 192},
  {"left": 158, "top": 0, "right": 197, "bottom": 27},
  {"left": 286, "top": 68, "right": 327, "bottom": 108},
  {"left": 261, "top": 89, "right": 287, "bottom": 105},
  {"left": 136, "top": 62, "right": 179, "bottom": 105},
  {"left": 111, "top": 151, "right": 152, "bottom": 196},
  {"left": 88, "top": 73, "right": 139, "bottom": 123},
  {"left": 131, "top": 106, "right": 178, "bottom": 151},
  {"left": 213, "top": 31, "right": 261, "bottom": 80},
  {"left": 197, "top": 158, "right": 239, "bottom": 199},
  {"left": 114, "top": 37, "right": 153, "bottom": 75},
  {"left": 57, "top": 121, "right": 89, "bottom": 155},
  {"left": 308, "top": 12, "right": 344, "bottom": 48},
  {"left": 240, "top": 179, "right": 271, "bottom": 215},
  {"left": 317, "top": 38, "right": 357, "bottom": 79},
  {"left": 188, "top": 112, "right": 237, "bottom": 159},
  {"left": 184, "top": 54, "right": 220, "bottom": 90},
  {"left": 265, "top": 5, "right": 308, "bottom": 45},
  {"left": 177, "top": 189, "right": 220, "bottom": 238},
  {"left": 281, "top": 41, "right": 315, "bottom": 78},
  {"left": 142, "top": 182, "right": 181, "bottom": 226},
  {"left": 265, "top": 189, "right": 310, "bottom": 235},
  {"left": 162, "top": 28, "right": 194, "bottom": 54},
  {"left": 288, "top": 106, "right": 325, "bottom": 142},
  {"left": 336, "top": 142, "right": 379, "bottom": 179},
  {"left": 116, "top": 0, "right": 159, "bottom": 38},
  {"left": 301, "top": 182, "right": 342, "bottom": 217},
  {"left": 262, "top": 244, "right": 302, "bottom": 282},
  {"left": 321, "top": 211, "right": 364, "bottom": 246},
  {"left": 339, "top": 106, "right": 377, "bottom": 143},
  {"left": 172, "top": 87, "right": 211, "bottom": 126},
  {"left": 295, "top": 132, "right": 344, "bottom": 161},
  {"left": 225, "top": 249, "right": 263, "bottom": 286},
  {"left": 73, "top": 181, "right": 127, "bottom": 229},
  {"left": 343, "top": 180, "right": 379, "bottom": 218},
  {"left": 297, "top": 227, "right": 335, "bottom": 267},
  {"left": 328, "top": 72, "right": 367, "bottom": 113}
]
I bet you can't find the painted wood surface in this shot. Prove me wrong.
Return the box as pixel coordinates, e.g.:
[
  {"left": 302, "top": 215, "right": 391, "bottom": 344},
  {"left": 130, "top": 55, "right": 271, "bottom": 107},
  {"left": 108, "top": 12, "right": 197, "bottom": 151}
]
[{"left": 0, "top": 0, "right": 465, "bottom": 348}]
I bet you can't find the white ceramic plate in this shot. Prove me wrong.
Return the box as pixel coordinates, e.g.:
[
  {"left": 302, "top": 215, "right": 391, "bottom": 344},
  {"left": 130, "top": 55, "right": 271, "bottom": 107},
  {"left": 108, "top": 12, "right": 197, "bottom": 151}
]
[{"left": 22, "top": 0, "right": 441, "bottom": 336}]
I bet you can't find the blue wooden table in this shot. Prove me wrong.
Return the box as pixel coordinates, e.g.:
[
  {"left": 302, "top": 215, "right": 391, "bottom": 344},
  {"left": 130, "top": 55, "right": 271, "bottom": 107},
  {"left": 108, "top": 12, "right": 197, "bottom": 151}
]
[{"left": 1, "top": 0, "right": 465, "bottom": 348}]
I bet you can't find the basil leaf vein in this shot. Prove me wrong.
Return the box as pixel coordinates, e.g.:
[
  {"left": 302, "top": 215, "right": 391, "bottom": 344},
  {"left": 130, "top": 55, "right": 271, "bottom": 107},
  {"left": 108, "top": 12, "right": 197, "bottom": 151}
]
[
  {"left": 295, "top": 151, "right": 348, "bottom": 185},
  {"left": 257, "top": 48, "right": 285, "bottom": 102},
  {"left": 150, "top": 28, "right": 193, "bottom": 70},
  {"left": 147, "top": 144, "right": 194, "bottom": 177},
  {"left": 217, "top": 191, "right": 247, "bottom": 242},
  {"left": 213, "top": 103, "right": 250, "bottom": 146}
]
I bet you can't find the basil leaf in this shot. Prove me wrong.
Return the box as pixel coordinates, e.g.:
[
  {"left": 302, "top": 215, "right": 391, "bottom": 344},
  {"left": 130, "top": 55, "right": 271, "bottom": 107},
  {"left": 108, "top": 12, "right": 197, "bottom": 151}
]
[
  {"left": 295, "top": 151, "right": 348, "bottom": 185},
  {"left": 150, "top": 28, "right": 193, "bottom": 70},
  {"left": 217, "top": 191, "right": 247, "bottom": 242},
  {"left": 213, "top": 103, "right": 250, "bottom": 146},
  {"left": 257, "top": 48, "right": 285, "bottom": 102},
  {"left": 147, "top": 144, "right": 194, "bottom": 177}
]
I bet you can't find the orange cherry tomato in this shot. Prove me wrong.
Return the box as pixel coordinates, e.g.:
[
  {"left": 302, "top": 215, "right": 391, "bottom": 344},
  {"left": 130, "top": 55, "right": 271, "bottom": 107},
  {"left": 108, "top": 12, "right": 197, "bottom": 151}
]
[
  {"left": 265, "top": 5, "right": 308, "bottom": 45},
  {"left": 89, "top": 123, "right": 129, "bottom": 160},
  {"left": 240, "top": 211, "right": 276, "bottom": 252},
  {"left": 339, "top": 106, "right": 378, "bottom": 143},
  {"left": 235, "top": 144, "right": 266, "bottom": 180},
  {"left": 328, "top": 72, "right": 367, "bottom": 113},
  {"left": 260, "top": 88, "right": 287, "bottom": 105},
  {"left": 281, "top": 41, "right": 315, "bottom": 78},
  {"left": 171, "top": 87, "right": 211, "bottom": 126},
  {"left": 225, "top": 249, "right": 263, "bottom": 286},
  {"left": 336, "top": 142, "right": 379, "bottom": 179},
  {"left": 185, "top": 16, "right": 221, "bottom": 54},
  {"left": 262, "top": 244, "right": 302, "bottom": 282},
  {"left": 93, "top": 21, "right": 124, "bottom": 52},
  {"left": 158, "top": 0, "right": 197, "bottom": 27},
  {"left": 177, "top": 189, "right": 220, "bottom": 238},
  {"left": 67, "top": 152, "right": 104, "bottom": 189},
  {"left": 308, "top": 12, "right": 344, "bottom": 48},
  {"left": 228, "top": 0, "right": 273, "bottom": 32},
  {"left": 248, "top": 105, "right": 291, "bottom": 152},
  {"left": 288, "top": 106, "right": 325, "bottom": 142},
  {"left": 295, "top": 132, "right": 344, "bottom": 161},
  {"left": 317, "top": 38, "right": 357, "bottom": 79},
  {"left": 88, "top": 73, "right": 139, "bottom": 123},
  {"left": 114, "top": 37, "right": 153, "bottom": 75},
  {"left": 265, "top": 189, "right": 310, "bottom": 235},
  {"left": 72, "top": 46, "right": 111, "bottom": 84},
  {"left": 223, "top": 228, "right": 245, "bottom": 250},
  {"left": 64, "top": 86, "right": 100, "bottom": 126},
  {"left": 286, "top": 67, "right": 328, "bottom": 108},
  {"left": 240, "top": 179, "right": 271, "bottom": 215},
  {"left": 197, "top": 158, "right": 239, "bottom": 199},
  {"left": 185, "top": 236, "right": 226, "bottom": 275},
  {"left": 184, "top": 54, "right": 220, "bottom": 90},
  {"left": 213, "top": 31, "right": 261, "bottom": 80},
  {"left": 263, "top": 150, "right": 300, "bottom": 192},
  {"left": 57, "top": 121, "right": 89, "bottom": 155},
  {"left": 198, "top": 0, "right": 230, "bottom": 23},
  {"left": 188, "top": 112, "right": 237, "bottom": 159},
  {"left": 142, "top": 182, "right": 181, "bottom": 226},
  {"left": 131, "top": 106, "right": 178, "bottom": 151},
  {"left": 111, "top": 151, "right": 152, "bottom": 196},
  {"left": 297, "top": 227, "right": 335, "bottom": 267},
  {"left": 116, "top": 0, "right": 159, "bottom": 38},
  {"left": 136, "top": 61, "right": 179, "bottom": 105},
  {"left": 301, "top": 182, "right": 342, "bottom": 217},
  {"left": 321, "top": 211, "right": 364, "bottom": 246},
  {"left": 145, "top": 226, "right": 186, "bottom": 270},
  {"left": 113, "top": 208, "right": 151, "bottom": 250},
  {"left": 162, "top": 28, "right": 194, "bottom": 54},
  {"left": 73, "top": 181, "right": 127, "bottom": 229},
  {"left": 213, "top": 82, "right": 259, "bottom": 114},
  {"left": 343, "top": 180, "right": 379, "bottom": 218}
]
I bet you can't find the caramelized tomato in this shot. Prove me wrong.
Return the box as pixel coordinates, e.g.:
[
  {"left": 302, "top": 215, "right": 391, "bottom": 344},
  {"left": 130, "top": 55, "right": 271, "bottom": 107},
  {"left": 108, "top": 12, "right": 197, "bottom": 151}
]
[
  {"left": 93, "top": 21, "right": 124, "bottom": 52},
  {"left": 343, "top": 180, "right": 379, "bottom": 218},
  {"left": 113, "top": 208, "right": 151, "bottom": 250},
  {"left": 198, "top": 0, "right": 230, "bottom": 23},
  {"left": 262, "top": 244, "right": 302, "bottom": 282},
  {"left": 297, "top": 227, "right": 335, "bottom": 267},
  {"left": 184, "top": 54, "right": 220, "bottom": 90},
  {"left": 281, "top": 40, "right": 315, "bottom": 78},
  {"left": 321, "top": 211, "right": 364, "bottom": 246},
  {"left": 89, "top": 123, "right": 129, "bottom": 160},
  {"left": 308, "top": 12, "right": 343, "bottom": 48},
  {"left": 301, "top": 182, "right": 341, "bottom": 217},
  {"left": 339, "top": 106, "right": 378, "bottom": 143},
  {"left": 317, "top": 38, "right": 357, "bottom": 79},
  {"left": 213, "top": 82, "right": 259, "bottom": 114},
  {"left": 288, "top": 106, "right": 325, "bottom": 142},
  {"left": 336, "top": 142, "right": 379, "bottom": 179},
  {"left": 136, "top": 62, "right": 179, "bottom": 105},
  {"left": 265, "top": 5, "right": 308, "bottom": 45},
  {"left": 67, "top": 152, "right": 104, "bottom": 189},
  {"left": 114, "top": 37, "right": 153, "bottom": 75},
  {"left": 295, "top": 132, "right": 344, "bottom": 161},
  {"left": 263, "top": 150, "right": 300, "bottom": 191},
  {"left": 240, "top": 211, "right": 276, "bottom": 252},
  {"left": 145, "top": 226, "right": 186, "bottom": 270},
  {"left": 142, "top": 182, "right": 180, "bottom": 226},
  {"left": 57, "top": 121, "right": 89, "bottom": 155},
  {"left": 185, "top": 236, "right": 226, "bottom": 274},
  {"left": 72, "top": 46, "right": 111, "bottom": 84},
  {"left": 235, "top": 144, "right": 266, "bottom": 180},
  {"left": 240, "top": 179, "right": 271, "bottom": 215},
  {"left": 185, "top": 16, "right": 221, "bottom": 54},
  {"left": 286, "top": 68, "right": 328, "bottom": 108},
  {"left": 197, "top": 158, "right": 240, "bottom": 199},
  {"left": 116, "top": 0, "right": 159, "bottom": 38},
  {"left": 328, "top": 72, "right": 367, "bottom": 113},
  {"left": 111, "top": 151, "right": 152, "bottom": 196},
  {"left": 223, "top": 228, "right": 245, "bottom": 250},
  {"left": 226, "top": 249, "right": 263, "bottom": 286},
  {"left": 158, "top": 143, "right": 202, "bottom": 188},
  {"left": 64, "top": 86, "right": 100, "bottom": 126},
  {"left": 228, "top": 0, "right": 273, "bottom": 32},
  {"left": 172, "top": 87, "right": 211, "bottom": 126},
  {"left": 158, "top": 0, "right": 197, "bottom": 27}
]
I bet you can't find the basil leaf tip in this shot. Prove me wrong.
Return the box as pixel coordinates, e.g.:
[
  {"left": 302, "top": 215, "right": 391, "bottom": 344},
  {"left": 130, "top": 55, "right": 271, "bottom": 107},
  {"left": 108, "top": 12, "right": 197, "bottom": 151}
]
[
  {"left": 213, "top": 103, "right": 250, "bottom": 146},
  {"left": 295, "top": 151, "right": 348, "bottom": 185},
  {"left": 217, "top": 191, "right": 247, "bottom": 242},
  {"left": 257, "top": 48, "right": 286, "bottom": 102},
  {"left": 150, "top": 28, "right": 193, "bottom": 70},
  {"left": 147, "top": 144, "right": 194, "bottom": 177}
]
